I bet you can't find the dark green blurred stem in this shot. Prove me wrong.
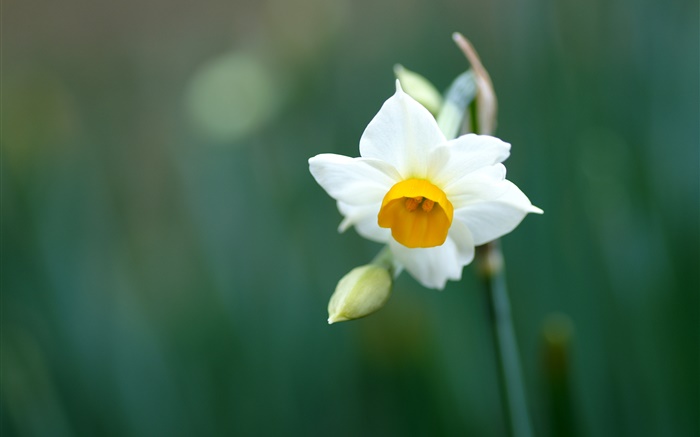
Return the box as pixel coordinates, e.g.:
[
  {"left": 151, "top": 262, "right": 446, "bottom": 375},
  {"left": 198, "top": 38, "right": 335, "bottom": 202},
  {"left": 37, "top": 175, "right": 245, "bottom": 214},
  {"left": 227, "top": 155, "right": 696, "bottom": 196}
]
[
  {"left": 542, "top": 313, "right": 578, "bottom": 437},
  {"left": 476, "top": 241, "right": 533, "bottom": 437},
  {"left": 469, "top": 99, "right": 479, "bottom": 137}
]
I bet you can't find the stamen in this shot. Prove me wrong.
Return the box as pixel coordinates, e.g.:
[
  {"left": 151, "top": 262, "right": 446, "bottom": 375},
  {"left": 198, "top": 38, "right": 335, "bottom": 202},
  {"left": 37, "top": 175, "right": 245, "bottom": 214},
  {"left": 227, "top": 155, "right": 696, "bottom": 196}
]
[
  {"left": 421, "top": 199, "right": 434, "bottom": 212},
  {"left": 405, "top": 197, "right": 421, "bottom": 212}
]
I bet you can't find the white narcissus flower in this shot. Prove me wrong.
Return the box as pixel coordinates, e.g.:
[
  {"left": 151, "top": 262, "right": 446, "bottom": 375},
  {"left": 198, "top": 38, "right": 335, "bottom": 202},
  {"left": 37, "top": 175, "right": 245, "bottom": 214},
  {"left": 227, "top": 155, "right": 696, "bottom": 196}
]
[{"left": 309, "top": 81, "right": 542, "bottom": 289}]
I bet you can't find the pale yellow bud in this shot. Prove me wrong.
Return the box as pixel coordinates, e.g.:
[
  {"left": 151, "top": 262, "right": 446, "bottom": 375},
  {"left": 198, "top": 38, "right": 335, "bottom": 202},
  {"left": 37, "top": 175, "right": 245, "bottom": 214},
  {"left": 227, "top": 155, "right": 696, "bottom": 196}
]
[
  {"left": 394, "top": 64, "right": 444, "bottom": 116},
  {"left": 327, "top": 265, "right": 392, "bottom": 324}
]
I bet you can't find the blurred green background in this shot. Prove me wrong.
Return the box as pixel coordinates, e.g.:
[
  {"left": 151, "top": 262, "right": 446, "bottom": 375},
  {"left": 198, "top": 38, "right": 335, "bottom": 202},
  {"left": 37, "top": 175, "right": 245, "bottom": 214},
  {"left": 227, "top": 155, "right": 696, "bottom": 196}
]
[{"left": 3, "top": 0, "right": 698, "bottom": 435}]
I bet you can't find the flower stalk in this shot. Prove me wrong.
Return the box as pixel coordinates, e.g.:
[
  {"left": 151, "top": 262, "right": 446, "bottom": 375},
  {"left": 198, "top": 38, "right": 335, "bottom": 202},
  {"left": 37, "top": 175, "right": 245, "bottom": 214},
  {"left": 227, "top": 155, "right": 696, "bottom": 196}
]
[
  {"left": 476, "top": 242, "right": 533, "bottom": 437},
  {"left": 455, "top": 32, "right": 534, "bottom": 437}
]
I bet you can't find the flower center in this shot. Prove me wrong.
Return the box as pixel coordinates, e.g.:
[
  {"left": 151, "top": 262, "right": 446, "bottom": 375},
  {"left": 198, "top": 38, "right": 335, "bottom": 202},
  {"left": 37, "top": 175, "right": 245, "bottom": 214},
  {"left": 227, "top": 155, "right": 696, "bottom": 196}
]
[{"left": 377, "top": 178, "right": 454, "bottom": 248}]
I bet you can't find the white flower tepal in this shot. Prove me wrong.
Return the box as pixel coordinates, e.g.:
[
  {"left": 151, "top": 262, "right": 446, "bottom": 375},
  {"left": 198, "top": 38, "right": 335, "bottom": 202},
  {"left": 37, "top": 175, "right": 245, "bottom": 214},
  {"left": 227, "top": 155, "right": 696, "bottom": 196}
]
[{"left": 309, "top": 82, "right": 542, "bottom": 290}]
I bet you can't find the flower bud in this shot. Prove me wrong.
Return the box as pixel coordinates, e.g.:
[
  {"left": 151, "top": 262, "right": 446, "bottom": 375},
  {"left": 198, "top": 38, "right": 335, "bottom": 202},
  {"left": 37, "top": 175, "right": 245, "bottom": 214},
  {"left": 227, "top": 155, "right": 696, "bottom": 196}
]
[
  {"left": 394, "top": 64, "right": 443, "bottom": 116},
  {"left": 327, "top": 265, "right": 392, "bottom": 324}
]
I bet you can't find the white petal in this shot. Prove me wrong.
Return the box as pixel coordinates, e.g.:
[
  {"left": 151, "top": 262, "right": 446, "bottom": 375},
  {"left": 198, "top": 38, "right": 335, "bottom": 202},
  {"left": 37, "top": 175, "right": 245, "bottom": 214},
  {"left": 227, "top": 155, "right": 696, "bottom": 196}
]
[
  {"left": 454, "top": 180, "right": 543, "bottom": 246},
  {"left": 359, "top": 81, "right": 446, "bottom": 178},
  {"left": 390, "top": 220, "right": 475, "bottom": 289},
  {"left": 337, "top": 201, "right": 391, "bottom": 243},
  {"left": 443, "top": 164, "right": 510, "bottom": 209},
  {"left": 427, "top": 134, "right": 511, "bottom": 190},
  {"left": 308, "top": 154, "right": 401, "bottom": 206}
]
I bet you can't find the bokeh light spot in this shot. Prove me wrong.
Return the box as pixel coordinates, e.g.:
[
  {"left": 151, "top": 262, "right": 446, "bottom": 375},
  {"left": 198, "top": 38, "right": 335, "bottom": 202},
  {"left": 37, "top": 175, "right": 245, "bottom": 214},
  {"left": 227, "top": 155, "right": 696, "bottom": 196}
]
[{"left": 185, "top": 52, "right": 280, "bottom": 143}]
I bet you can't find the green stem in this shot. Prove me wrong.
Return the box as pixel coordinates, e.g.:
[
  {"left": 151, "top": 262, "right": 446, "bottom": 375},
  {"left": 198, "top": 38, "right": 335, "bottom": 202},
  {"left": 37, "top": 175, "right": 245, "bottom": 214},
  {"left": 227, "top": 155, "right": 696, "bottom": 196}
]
[
  {"left": 476, "top": 241, "right": 533, "bottom": 437},
  {"left": 452, "top": 38, "right": 530, "bottom": 433},
  {"left": 543, "top": 313, "right": 578, "bottom": 437},
  {"left": 371, "top": 246, "right": 395, "bottom": 275}
]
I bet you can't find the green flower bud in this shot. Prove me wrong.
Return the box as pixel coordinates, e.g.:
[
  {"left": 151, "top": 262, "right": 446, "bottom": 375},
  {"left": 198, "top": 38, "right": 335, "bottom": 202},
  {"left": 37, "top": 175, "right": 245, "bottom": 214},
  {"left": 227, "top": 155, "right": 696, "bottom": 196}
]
[
  {"left": 327, "top": 265, "right": 392, "bottom": 324},
  {"left": 394, "top": 64, "right": 443, "bottom": 116}
]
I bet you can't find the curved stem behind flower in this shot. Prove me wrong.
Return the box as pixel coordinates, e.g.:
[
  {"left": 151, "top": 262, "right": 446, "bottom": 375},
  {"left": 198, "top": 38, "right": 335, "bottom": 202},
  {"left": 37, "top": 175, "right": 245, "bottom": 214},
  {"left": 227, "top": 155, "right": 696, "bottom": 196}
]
[
  {"left": 455, "top": 34, "right": 533, "bottom": 437},
  {"left": 371, "top": 245, "right": 395, "bottom": 276},
  {"left": 477, "top": 242, "right": 534, "bottom": 437}
]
